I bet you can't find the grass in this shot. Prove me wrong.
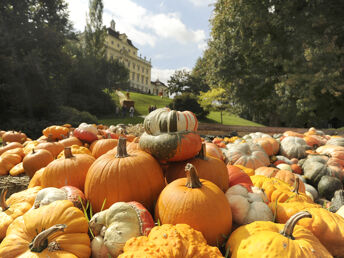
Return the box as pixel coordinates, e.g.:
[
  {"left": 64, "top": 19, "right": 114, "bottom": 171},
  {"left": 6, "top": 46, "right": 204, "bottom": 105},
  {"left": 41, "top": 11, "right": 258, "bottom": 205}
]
[{"left": 98, "top": 90, "right": 264, "bottom": 127}]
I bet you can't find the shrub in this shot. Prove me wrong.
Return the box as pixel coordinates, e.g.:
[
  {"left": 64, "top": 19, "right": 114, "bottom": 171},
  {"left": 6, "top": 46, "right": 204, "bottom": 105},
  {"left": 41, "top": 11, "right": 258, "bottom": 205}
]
[{"left": 169, "top": 93, "right": 209, "bottom": 119}]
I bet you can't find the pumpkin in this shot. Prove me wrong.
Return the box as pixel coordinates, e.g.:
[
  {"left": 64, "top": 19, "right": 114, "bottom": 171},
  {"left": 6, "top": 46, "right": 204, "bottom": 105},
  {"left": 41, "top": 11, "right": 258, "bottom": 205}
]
[
  {"left": 297, "top": 207, "right": 344, "bottom": 257},
  {"left": 329, "top": 190, "right": 344, "bottom": 213},
  {"left": 317, "top": 175, "right": 343, "bottom": 200},
  {"left": 269, "top": 201, "right": 321, "bottom": 224},
  {"left": 85, "top": 138, "right": 165, "bottom": 213},
  {"left": 119, "top": 224, "right": 223, "bottom": 257},
  {"left": 139, "top": 131, "right": 202, "bottom": 162},
  {"left": 227, "top": 164, "right": 253, "bottom": 191},
  {"left": 41, "top": 147, "right": 95, "bottom": 191},
  {"left": 280, "top": 136, "right": 309, "bottom": 159},
  {"left": 0, "top": 200, "right": 91, "bottom": 257},
  {"left": 235, "top": 164, "right": 254, "bottom": 176},
  {"left": 1, "top": 130, "right": 27, "bottom": 143},
  {"left": 90, "top": 138, "right": 118, "bottom": 158},
  {"left": 89, "top": 201, "right": 155, "bottom": 257},
  {"left": 73, "top": 122, "right": 98, "bottom": 143},
  {"left": 336, "top": 205, "right": 344, "bottom": 218},
  {"left": 155, "top": 163, "right": 232, "bottom": 246},
  {"left": 326, "top": 137, "right": 344, "bottom": 147},
  {"left": 242, "top": 132, "right": 272, "bottom": 140},
  {"left": 143, "top": 107, "right": 198, "bottom": 134},
  {"left": 28, "top": 167, "right": 45, "bottom": 188},
  {"left": 0, "top": 152, "right": 22, "bottom": 175},
  {"left": 35, "top": 140, "right": 64, "bottom": 158},
  {"left": 224, "top": 142, "right": 270, "bottom": 169},
  {"left": 22, "top": 149, "right": 54, "bottom": 178},
  {"left": 253, "top": 137, "right": 279, "bottom": 156},
  {"left": 59, "top": 136, "right": 83, "bottom": 148},
  {"left": 0, "top": 142, "right": 23, "bottom": 156},
  {"left": 33, "top": 186, "right": 86, "bottom": 210},
  {"left": 270, "top": 178, "right": 313, "bottom": 204},
  {"left": 225, "top": 184, "right": 273, "bottom": 225},
  {"left": 316, "top": 145, "right": 344, "bottom": 160},
  {"left": 304, "top": 135, "right": 327, "bottom": 149},
  {"left": 9, "top": 162, "right": 25, "bottom": 176},
  {"left": 23, "top": 140, "right": 39, "bottom": 155},
  {"left": 0, "top": 186, "right": 42, "bottom": 240},
  {"left": 165, "top": 143, "right": 229, "bottom": 192},
  {"left": 42, "top": 125, "right": 69, "bottom": 140},
  {"left": 302, "top": 155, "right": 343, "bottom": 186},
  {"left": 283, "top": 130, "right": 305, "bottom": 138},
  {"left": 205, "top": 142, "right": 225, "bottom": 161},
  {"left": 227, "top": 211, "right": 332, "bottom": 258},
  {"left": 57, "top": 144, "right": 92, "bottom": 158}
]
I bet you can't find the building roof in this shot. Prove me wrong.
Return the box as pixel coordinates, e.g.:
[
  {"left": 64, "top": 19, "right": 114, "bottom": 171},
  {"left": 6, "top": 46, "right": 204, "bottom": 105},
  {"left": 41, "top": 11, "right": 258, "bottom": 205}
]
[
  {"left": 107, "top": 28, "right": 138, "bottom": 49},
  {"left": 151, "top": 79, "right": 168, "bottom": 88}
]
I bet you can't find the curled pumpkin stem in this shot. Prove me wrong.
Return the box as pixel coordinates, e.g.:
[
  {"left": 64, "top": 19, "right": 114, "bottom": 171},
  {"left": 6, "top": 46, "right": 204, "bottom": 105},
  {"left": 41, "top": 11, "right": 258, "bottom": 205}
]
[
  {"left": 30, "top": 224, "right": 67, "bottom": 253},
  {"left": 185, "top": 163, "right": 202, "bottom": 188},
  {"left": 292, "top": 177, "right": 300, "bottom": 194},
  {"left": 280, "top": 211, "right": 311, "bottom": 240},
  {"left": 0, "top": 189, "right": 9, "bottom": 211},
  {"left": 64, "top": 147, "right": 74, "bottom": 159}
]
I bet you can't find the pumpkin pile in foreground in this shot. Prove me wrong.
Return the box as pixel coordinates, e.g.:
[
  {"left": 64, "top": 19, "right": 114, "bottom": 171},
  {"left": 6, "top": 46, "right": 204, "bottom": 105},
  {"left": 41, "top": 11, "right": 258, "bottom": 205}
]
[{"left": 0, "top": 113, "right": 343, "bottom": 257}]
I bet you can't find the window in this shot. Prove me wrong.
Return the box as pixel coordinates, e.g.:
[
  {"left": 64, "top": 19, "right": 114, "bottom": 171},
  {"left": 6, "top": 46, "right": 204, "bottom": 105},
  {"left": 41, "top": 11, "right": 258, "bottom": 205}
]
[
  {"left": 146, "top": 78, "right": 148, "bottom": 85},
  {"left": 132, "top": 73, "right": 135, "bottom": 80},
  {"left": 137, "top": 65, "right": 140, "bottom": 71},
  {"left": 111, "top": 41, "right": 114, "bottom": 45},
  {"left": 141, "top": 75, "right": 144, "bottom": 83},
  {"left": 133, "top": 63, "right": 136, "bottom": 69},
  {"left": 137, "top": 74, "right": 139, "bottom": 81},
  {"left": 142, "top": 67, "right": 144, "bottom": 72},
  {"left": 117, "top": 43, "right": 120, "bottom": 48}
]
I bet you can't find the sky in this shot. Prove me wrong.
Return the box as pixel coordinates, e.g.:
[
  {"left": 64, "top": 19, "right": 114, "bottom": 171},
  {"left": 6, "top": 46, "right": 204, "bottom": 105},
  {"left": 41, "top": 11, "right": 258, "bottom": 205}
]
[{"left": 66, "top": 0, "right": 215, "bottom": 84}]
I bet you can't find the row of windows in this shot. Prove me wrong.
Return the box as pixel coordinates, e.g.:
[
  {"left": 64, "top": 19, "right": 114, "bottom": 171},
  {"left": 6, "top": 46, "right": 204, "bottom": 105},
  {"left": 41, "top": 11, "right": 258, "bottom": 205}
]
[
  {"left": 131, "top": 63, "right": 149, "bottom": 74},
  {"left": 131, "top": 73, "right": 149, "bottom": 85}
]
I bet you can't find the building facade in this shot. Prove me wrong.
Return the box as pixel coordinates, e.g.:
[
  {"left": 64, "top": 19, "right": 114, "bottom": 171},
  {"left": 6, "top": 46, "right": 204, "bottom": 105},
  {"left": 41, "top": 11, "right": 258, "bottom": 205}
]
[
  {"left": 151, "top": 79, "right": 168, "bottom": 97},
  {"left": 106, "top": 20, "right": 156, "bottom": 94}
]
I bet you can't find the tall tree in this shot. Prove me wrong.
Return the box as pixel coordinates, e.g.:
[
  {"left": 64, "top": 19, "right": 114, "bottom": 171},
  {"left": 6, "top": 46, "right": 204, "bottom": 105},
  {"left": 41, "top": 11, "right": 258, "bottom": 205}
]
[
  {"left": 84, "top": 0, "right": 106, "bottom": 58},
  {"left": 201, "top": 0, "right": 344, "bottom": 127}
]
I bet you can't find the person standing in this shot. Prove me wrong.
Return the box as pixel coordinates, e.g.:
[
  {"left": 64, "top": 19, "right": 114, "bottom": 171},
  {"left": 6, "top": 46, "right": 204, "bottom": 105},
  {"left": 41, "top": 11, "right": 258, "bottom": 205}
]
[{"left": 129, "top": 106, "right": 134, "bottom": 118}]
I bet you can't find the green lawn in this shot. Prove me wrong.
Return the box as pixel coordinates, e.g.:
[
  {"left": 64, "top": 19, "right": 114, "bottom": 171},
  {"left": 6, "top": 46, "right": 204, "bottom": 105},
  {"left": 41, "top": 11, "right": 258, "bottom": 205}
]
[{"left": 99, "top": 91, "right": 264, "bottom": 127}]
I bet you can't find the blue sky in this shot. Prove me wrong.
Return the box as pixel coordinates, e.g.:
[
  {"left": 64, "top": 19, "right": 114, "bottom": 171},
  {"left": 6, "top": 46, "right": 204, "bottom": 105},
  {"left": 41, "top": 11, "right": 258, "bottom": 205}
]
[{"left": 66, "top": 0, "right": 214, "bottom": 83}]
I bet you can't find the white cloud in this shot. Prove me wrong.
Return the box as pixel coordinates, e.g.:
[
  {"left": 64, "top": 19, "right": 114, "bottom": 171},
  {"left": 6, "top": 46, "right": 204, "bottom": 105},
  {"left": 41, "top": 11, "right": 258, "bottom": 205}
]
[
  {"left": 151, "top": 67, "right": 191, "bottom": 85},
  {"left": 66, "top": 0, "right": 206, "bottom": 47},
  {"left": 188, "top": 0, "right": 215, "bottom": 7}
]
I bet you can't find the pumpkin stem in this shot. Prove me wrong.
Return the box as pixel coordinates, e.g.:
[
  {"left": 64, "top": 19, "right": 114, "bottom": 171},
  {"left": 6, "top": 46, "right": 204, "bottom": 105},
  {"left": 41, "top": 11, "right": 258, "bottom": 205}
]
[
  {"left": 64, "top": 147, "right": 74, "bottom": 158},
  {"left": 0, "top": 189, "right": 9, "bottom": 211},
  {"left": 280, "top": 211, "right": 311, "bottom": 240},
  {"left": 196, "top": 143, "right": 208, "bottom": 160},
  {"left": 47, "top": 134, "right": 54, "bottom": 142},
  {"left": 292, "top": 177, "right": 300, "bottom": 194},
  {"left": 116, "top": 137, "right": 128, "bottom": 158},
  {"left": 30, "top": 224, "right": 67, "bottom": 253},
  {"left": 185, "top": 163, "right": 202, "bottom": 188},
  {"left": 32, "top": 149, "right": 36, "bottom": 154}
]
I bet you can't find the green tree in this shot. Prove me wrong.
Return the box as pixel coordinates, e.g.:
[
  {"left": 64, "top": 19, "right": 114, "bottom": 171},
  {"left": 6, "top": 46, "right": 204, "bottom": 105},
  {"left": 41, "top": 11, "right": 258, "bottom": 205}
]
[
  {"left": 202, "top": 0, "right": 344, "bottom": 127},
  {"left": 167, "top": 69, "right": 209, "bottom": 95},
  {"left": 199, "top": 88, "right": 229, "bottom": 124},
  {"left": 0, "top": 0, "right": 72, "bottom": 121},
  {"left": 168, "top": 93, "right": 209, "bottom": 119},
  {"left": 84, "top": 0, "right": 106, "bottom": 58}
]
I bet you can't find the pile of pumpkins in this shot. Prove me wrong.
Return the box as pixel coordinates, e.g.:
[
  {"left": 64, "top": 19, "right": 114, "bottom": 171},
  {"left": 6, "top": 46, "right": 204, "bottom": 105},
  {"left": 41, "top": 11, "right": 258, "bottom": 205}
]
[{"left": 0, "top": 107, "right": 343, "bottom": 257}]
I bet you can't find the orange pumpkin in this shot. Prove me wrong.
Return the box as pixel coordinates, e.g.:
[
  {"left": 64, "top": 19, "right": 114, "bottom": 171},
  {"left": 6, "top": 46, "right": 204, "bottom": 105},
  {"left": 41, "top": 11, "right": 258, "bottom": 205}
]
[
  {"left": 59, "top": 136, "right": 83, "bottom": 148},
  {"left": 253, "top": 137, "right": 279, "bottom": 156},
  {"left": 0, "top": 142, "right": 23, "bottom": 156},
  {"left": 41, "top": 147, "right": 95, "bottom": 191},
  {"left": 1, "top": 131, "right": 27, "bottom": 143},
  {"left": 28, "top": 167, "right": 45, "bottom": 188},
  {"left": 22, "top": 149, "right": 54, "bottom": 178},
  {"left": 42, "top": 125, "right": 69, "bottom": 140},
  {"left": 85, "top": 138, "right": 165, "bottom": 213},
  {"left": 205, "top": 142, "right": 225, "bottom": 161},
  {"left": 35, "top": 140, "right": 64, "bottom": 158},
  {"left": 165, "top": 143, "right": 229, "bottom": 192},
  {"left": 90, "top": 138, "right": 118, "bottom": 158},
  {"left": 155, "top": 163, "right": 232, "bottom": 246}
]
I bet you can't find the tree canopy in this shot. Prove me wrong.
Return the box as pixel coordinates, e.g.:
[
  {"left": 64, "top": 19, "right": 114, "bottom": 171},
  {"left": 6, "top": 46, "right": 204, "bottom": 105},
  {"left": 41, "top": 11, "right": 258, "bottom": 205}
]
[{"left": 197, "top": 0, "right": 344, "bottom": 127}]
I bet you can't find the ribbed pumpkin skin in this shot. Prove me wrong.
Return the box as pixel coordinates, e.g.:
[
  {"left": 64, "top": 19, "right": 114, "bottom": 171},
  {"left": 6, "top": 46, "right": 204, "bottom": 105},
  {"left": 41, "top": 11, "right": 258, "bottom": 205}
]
[
  {"left": 90, "top": 138, "right": 118, "bottom": 158},
  {"left": 227, "top": 218, "right": 332, "bottom": 258},
  {"left": 41, "top": 153, "right": 95, "bottom": 191},
  {"left": 139, "top": 131, "right": 202, "bottom": 162},
  {"left": 84, "top": 150, "right": 165, "bottom": 213},
  {"left": 298, "top": 207, "right": 344, "bottom": 257},
  {"left": 0, "top": 200, "right": 91, "bottom": 258},
  {"left": 165, "top": 156, "right": 229, "bottom": 192},
  {"left": 155, "top": 177, "right": 232, "bottom": 246},
  {"left": 22, "top": 149, "right": 54, "bottom": 178}
]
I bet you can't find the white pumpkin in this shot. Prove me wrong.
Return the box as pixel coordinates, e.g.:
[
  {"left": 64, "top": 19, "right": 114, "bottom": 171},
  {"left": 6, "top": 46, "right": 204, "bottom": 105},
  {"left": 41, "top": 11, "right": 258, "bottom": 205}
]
[
  {"left": 33, "top": 187, "right": 67, "bottom": 209},
  {"left": 224, "top": 142, "right": 270, "bottom": 169},
  {"left": 89, "top": 201, "right": 154, "bottom": 257},
  {"left": 276, "top": 163, "right": 292, "bottom": 172},
  {"left": 280, "top": 136, "right": 309, "bottom": 159},
  {"left": 143, "top": 107, "right": 198, "bottom": 134},
  {"left": 77, "top": 122, "right": 98, "bottom": 135},
  {"left": 336, "top": 205, "right": 344, "bottom": 219},
  {"left": 225, "top": 185, "right": 273, "bottom": 225},
  {"left": 243, "top": 132, "right": 272, "bottom": 140}
]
